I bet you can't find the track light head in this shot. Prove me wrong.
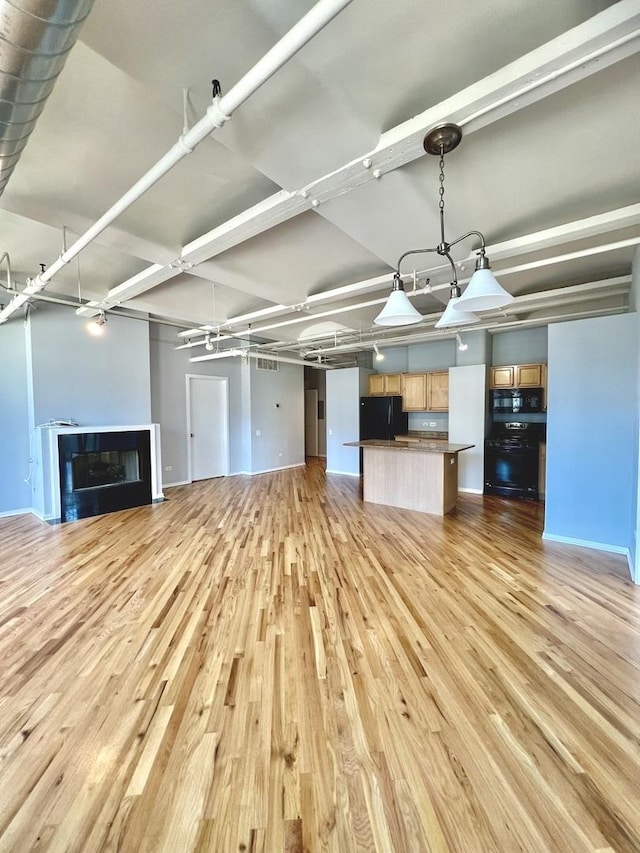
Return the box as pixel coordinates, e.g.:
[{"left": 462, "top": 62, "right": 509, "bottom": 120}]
[{"left": 88, "top": 310, "right": 107, "bottom": 336}]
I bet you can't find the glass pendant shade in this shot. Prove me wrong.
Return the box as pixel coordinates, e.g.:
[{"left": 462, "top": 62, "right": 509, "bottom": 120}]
[
  {"left": 374, "top": 286, "right": 422, "bottom": 326},
  {"left": 456, "top": 267, "right": 514, "bottom": 312},
  {"left": 434, "top": 295, "right": 478, "bottom": 329}
]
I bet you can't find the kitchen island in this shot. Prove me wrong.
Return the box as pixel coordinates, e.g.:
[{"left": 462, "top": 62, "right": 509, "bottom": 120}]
[{"left": 345, "top": 438, "right": 474, "bottom": 515}]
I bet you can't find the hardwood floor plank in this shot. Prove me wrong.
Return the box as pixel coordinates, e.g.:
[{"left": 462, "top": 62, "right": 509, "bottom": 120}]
[{"left": 0, "top": 460, "right": 639, "bottom": 851}]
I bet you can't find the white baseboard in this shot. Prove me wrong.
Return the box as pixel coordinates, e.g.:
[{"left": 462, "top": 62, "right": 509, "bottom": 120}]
[
  {"left": 458, "top": 487, "right": 484, "bottom": 495},
  {"left": 326, "top": 469, "right": 360, "bottom": 477},
  {"left": 247, "top": 463, "right": 306, "bottom": 476},
  {"left": 31, "top": 509, "right": 55, "bottom": 523},
  {"left": 0, "top": 507, "right": 32, "bottom": 519},
  {"left": 163, "top": 480, "right": 191, "bottom": 489},
  {"left": 542, "top": 531, "right": 632, "bottom": 576}
]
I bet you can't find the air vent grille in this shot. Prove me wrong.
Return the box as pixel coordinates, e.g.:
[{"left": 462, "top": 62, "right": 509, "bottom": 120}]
[{"left": 256, "top": 355, "right": 279, "bottom": 372}]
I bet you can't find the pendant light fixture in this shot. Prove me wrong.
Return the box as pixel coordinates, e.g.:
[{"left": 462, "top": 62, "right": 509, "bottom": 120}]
[
  {"left": 374, "top": 123, "right": 512, "bottom": 328},
  {"left": 373, "top": 273, "right": 422, "bottom": 326}
]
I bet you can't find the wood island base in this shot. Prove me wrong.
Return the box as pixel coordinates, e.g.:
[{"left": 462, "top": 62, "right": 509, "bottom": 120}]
[
  {"left": 362, "top": 446, "right": 460, "bottom": 515},
  {"left": 344, "top": 439, "right": 474, "bottom": 516}
]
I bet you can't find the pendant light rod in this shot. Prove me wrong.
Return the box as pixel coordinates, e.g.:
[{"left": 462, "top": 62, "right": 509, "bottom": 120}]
[{"left": 396, "top": 247, "right": 458, "bottom": 283}]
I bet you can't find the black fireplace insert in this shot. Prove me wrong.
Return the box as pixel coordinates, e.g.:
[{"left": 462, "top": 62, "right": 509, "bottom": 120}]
[{"left": 58, "top": 430, "right": 152, "bottom": 522}]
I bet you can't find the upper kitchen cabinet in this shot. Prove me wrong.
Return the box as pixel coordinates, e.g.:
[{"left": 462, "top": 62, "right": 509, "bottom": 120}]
[
  {"left": 401, "top": 372, "right": 449, "bottom": 412},
  {"left": 369, "top": 371, "right": 450, "bottom": 411},
  {"left": 368, "top": 373, "right": 402, "bottom": 396},
  {"left": 401, "top": 374, "right": 427, "bottom": 411},
  {"left": 427, "top": 371, "right": 449, "bottom": 412},
  {"left": 490, "top": 363, "right": 546, "bottom": 389}
]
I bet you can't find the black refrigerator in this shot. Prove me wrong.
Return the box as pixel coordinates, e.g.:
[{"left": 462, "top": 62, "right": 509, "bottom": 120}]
[
  {"left": 360, "top": 395, "right": 408, "bottom": 445},
  {"left": 359, "top": 395, "right": 407, "bottom": 473}
]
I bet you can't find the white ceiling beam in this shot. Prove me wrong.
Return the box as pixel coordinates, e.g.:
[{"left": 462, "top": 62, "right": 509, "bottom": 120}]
[
  {"left": 75, "top": 263, "right": 176, "bottom": 316},
  {"left": 485, "top": 203, "right": 640, "bottom": 262},
  {"left": 87, "top": 3, "right": 640, "bottom": 315},
  {"left": 364, "top": 0, "right": 640, "bottom": 175},
  {"left": 181, "top": 191, "right": 310, "bottom": 266}
]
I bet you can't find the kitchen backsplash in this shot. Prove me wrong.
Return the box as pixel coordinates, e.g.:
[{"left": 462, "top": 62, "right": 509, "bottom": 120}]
[{"left": 408, "top": 412, "right": 449, "bottom": 432}]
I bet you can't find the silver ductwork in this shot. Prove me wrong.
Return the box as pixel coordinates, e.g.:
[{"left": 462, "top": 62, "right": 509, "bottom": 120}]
[{"left": 0, "top": 0, "right": 94, "bottom": 197}]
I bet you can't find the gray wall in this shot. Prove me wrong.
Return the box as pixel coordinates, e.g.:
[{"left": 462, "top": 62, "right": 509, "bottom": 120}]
[
  {"left": 150, "top": 327, "right": 305, "bottom": 480},
  {"left": 408, "top": 339, "right": 455, "bottom": 372},
  {"left": 545, "top": 314, "right": 638, "bottom": 554},
  {"left": 0, "top": 320, "right": 31, "bottom": 514},
  {"left": 249, "top": 359, "right": 305, "bottom": 473},
  {"left": 492, "top": 327, "right": 548, "bottom": 366},
  {"left": 150, "top": 324, "right": 244, "bottom": 481},
  {"left": 27, "top": 305, "right": 151, "bottom": 518},
  {"left": 29, "top": 305, "right": 151, "bottom": 426},
  {"left": 456, "top": 329, "right": 490, "bottom": 367},
  {"left": 376, "top": 346, "right": 408, "bottom": 374}
]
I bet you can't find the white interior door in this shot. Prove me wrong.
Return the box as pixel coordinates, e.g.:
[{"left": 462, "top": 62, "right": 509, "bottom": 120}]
[
  {"left": 187, "top": 375, "right": 229, "bottom": 481},
  {"left": 305, "top": 389, "right": 319, "bottom": 457}
]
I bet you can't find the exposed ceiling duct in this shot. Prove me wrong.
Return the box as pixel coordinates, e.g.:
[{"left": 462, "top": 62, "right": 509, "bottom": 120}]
[{"left": 0, "top": 0, "right": 95, "bottom": 197}]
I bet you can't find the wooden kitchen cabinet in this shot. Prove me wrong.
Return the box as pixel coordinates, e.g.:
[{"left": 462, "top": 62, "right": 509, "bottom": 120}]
[
  {"left": 490, "top": 363, "right": 545, "bottom": 389},
  {"left": 490, "top": 366, "right": 514, "bottom": 388},
  {"left": 370, "top": 370, "right": 449, "bottom": 412},
  {"left": 427, "top": 371, "right": 449, "bottom": 411},
  {"left": 368, "top": 373, "right": 402, "bottom": 396},
  {"left": 401, "top": 371, "right": 449, "bottom": 412},
  {"left": 516, "top": 364, "right": 543, "bottom": 387},
  {"left": 401, "top": 373, "right": 427, "bottom": 411}
]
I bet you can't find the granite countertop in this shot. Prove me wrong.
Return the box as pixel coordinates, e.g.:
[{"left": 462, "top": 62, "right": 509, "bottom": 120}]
[
  {"left": 345, "top": 439, "right": 474, "bottom": 454},
  {"left": 395, "top": 431, "right": 449, "bottom": 442}
]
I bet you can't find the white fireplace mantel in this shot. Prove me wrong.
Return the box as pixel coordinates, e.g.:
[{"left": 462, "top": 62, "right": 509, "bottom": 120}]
[{"left": 42, "top": 424, "right": 163, "bottom": 522}]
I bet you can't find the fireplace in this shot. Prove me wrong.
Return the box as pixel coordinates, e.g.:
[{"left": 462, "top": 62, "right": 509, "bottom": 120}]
[{"left": 58, "top": 430, "right": 152, "bottom": 522}]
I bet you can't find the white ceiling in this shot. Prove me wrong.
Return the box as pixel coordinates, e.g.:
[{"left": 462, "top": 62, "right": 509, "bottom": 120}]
[{"left": 0, "top": 0, "right": 638, "bottom": 362}]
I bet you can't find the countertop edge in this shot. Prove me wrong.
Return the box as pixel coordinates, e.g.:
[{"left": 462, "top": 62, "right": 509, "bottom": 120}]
[{"left": 344, "top": 440, "right": 474, "bottom": 453}]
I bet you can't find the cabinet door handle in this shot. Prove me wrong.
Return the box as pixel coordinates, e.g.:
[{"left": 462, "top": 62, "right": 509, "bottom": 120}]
[{"left": 190, "top": 433, "right": 195, "bottom": 438}]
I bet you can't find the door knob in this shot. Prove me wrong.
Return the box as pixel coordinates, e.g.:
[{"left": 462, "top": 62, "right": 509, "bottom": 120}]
[{"left": 190, "top": 433, "right": 195, "bottom": 438}]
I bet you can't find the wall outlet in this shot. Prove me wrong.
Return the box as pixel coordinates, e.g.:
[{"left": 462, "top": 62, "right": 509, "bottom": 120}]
[
  {"left": 164, "top": 465, "right": 173, "bottom": 471},
  {"left": 255, "top": 429, "right": 261, "bottom": 436},
  {"left": 328, "top": 428, "right": 333, "bottom": 436},
  {"left": 278, "top": 451, "right": 284, "bottom": 457}
]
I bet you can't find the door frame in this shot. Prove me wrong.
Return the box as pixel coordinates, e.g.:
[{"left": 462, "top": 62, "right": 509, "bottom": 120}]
[
  {"left": 304, "top": 388, "right": 319, "bottom": 457},
  {"left": 185, "top": 373, "right": 230, "bottom": 482}
]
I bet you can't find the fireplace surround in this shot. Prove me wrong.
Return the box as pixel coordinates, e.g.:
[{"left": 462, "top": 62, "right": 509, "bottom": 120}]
[
  {"left": 58, "top": 430, "right": 152, "bottom": 522},
  {"left": 40, "top": 424, "right": 163, "bottom": 523}
]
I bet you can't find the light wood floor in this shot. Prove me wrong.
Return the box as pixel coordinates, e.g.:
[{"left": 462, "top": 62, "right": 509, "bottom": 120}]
[{"left": 0, "top": 459, "right": 639, "bottom": 852}]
